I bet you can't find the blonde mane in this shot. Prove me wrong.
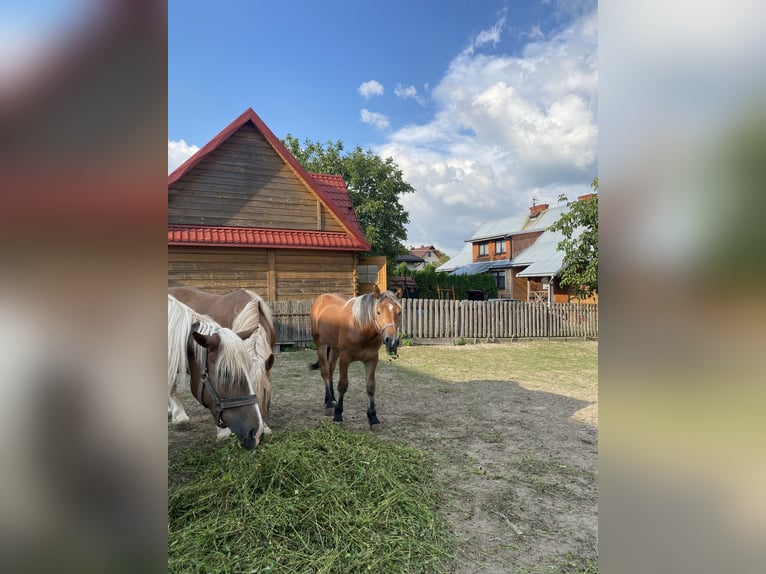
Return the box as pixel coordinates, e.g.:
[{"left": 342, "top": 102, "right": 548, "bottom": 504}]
[
  {"left": 232, "top": 290, "right": 277, "bottom": 348},
  {"left": 348, "top": 290, "right": 402, "bottom": 328}
]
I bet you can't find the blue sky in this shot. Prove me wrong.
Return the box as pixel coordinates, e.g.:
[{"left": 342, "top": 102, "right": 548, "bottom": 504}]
[{"left": 169, "top": 0, "right": 598, "bottom": 256}]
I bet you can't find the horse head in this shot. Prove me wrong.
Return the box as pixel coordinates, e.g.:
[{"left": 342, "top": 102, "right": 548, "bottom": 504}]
[
  {"left": 188, "top": 324, "right": 264, "bottom": 450},
  {"left": 373, "top": 285, "right": 402, "bottom": 356}
]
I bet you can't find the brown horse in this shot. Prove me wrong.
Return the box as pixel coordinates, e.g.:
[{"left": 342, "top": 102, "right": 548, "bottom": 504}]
[
  {"left": 309, "top": 285, "right": 402, "bottom": 427},
  {"left": 168, "top": 287, "right": 276, "bottom": 429},
  {"left": 168, "top": 294, "right": 266, "bottom": 449}
]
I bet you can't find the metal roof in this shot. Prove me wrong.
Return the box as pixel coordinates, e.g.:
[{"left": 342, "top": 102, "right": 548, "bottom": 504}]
[
  {"left": 450, "top": 261, "right": 493, "bottom": 276},
  {"left": 514, "top": 227, "right": 583, "bottom": 277},
  {"left": 435, "top": 244, "right": 473, "bottom": 272},
  {"left": 469, "top": 214, "right": 528, "bottom": 241},
  {"left": 523, "top": 205, "right": 569, "bottom": 232}
]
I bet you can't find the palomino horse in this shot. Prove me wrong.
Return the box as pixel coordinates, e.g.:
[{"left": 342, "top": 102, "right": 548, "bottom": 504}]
[
  {"left": 309, "top": 285, "right": 402, "bottom": 428},
  {"left": 168, "top": 287, "right": 276, "bottom": 431},
  {"left": 167, "top": 294, "right": 267, "bottom": 449}
]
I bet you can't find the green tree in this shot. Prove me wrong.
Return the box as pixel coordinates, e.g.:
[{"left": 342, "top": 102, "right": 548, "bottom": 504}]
[
  {"left": 282, "top": 135, "right": 414, "bottom": 265},
  {"left": 549, "top": 178, "right": 598, "bottom": 300}
]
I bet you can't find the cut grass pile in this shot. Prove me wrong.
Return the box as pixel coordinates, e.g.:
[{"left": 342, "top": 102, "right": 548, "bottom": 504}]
[{"left": 169, "top": 422, "right": 454, "bottom": 573}]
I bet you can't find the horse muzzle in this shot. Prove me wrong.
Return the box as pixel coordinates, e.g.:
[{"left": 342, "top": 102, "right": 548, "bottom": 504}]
[
  {"left": 239, "top": 426, "right": 261, "bottom": 450},
  {"left": 383, "top": 333, "right": 400, "bottom": 356}
]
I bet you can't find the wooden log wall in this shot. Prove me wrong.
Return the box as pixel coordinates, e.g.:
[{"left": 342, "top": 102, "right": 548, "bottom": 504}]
[
  {"left": 168, "top": 246, "right": 269, "bottom": 294},
  {"left": 168, "top": 247, "right": 356, "bottom": 301}
]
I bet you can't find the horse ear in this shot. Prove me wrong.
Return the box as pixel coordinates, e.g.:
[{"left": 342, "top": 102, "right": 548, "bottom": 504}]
[
  {"left": 237, "top": 326, "right": 257, "bottom": 340},
  {"left": 192, "top": 331, "right": 212, "bottom": 348},
  {"left": 373, "top": 284, "right": 382, "bottom": 297}
]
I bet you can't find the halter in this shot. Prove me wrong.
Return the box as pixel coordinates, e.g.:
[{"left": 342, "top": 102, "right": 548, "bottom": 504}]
[
  {"left": 375, "top": 293, "right": 401, "bottom": 336},
  {"left": 197, "top": 349, "right": 260, "bottom": 428},
  {"left": 376, "top": 321, "right": 399, "bottom": 335}
]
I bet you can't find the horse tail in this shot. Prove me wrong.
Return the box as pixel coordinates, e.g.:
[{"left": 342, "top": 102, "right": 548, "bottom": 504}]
[{"left": 309, "top": 347, "right": 330, "bottom": 370}]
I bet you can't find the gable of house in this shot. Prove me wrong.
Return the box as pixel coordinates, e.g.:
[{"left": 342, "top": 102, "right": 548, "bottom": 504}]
[{"left": 168, "top": 108, "right": 369, "bottom": 251}]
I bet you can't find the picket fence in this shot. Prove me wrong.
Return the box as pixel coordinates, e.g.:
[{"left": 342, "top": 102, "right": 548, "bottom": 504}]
[{"left": 270, "top": 299, "right": 598, "bottom": 347}]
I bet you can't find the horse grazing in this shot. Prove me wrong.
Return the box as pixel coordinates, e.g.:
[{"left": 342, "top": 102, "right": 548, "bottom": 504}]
[
  {"left": 168, "top": 294, "right": 268, "bottom": 449},
  {"left": 309, "top": 285, "right": 402, "bottom": 427},
  {"left": 168, "top": 287, "right": 276, "bottom": 431}
]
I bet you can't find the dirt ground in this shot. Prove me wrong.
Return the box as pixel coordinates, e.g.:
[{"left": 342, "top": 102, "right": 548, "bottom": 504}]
[{"left": 169, "top": 342, "right": 598, "bottom": 573}]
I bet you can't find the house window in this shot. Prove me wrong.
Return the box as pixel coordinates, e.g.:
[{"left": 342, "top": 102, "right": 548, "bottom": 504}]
[
  {"left": 358, "top": 264, "right": 378, "bottom": 283},
  {"left": 495, "top": 240, "right": 506, "bottom": 254},
  {"left": 477, "top": 242, "right": 489, "bottom": 257},
  {"left": 491, "top": 270, "right": 506, "bottom": 290}
]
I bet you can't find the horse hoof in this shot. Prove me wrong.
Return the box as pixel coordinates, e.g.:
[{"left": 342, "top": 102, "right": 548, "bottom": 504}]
[
  {"left": 171, "top": 417, "right": 191, "bottom": 429},
  {"left": 333, "top": 414, "right": 343, "bottom": 423}
]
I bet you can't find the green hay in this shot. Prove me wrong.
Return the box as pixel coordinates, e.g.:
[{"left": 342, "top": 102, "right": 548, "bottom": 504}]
[{"left": 169, "top": 423, "right": 454, "bottom": 573}]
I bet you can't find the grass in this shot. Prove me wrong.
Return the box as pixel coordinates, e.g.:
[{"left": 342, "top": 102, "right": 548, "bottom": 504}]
[
  {"left": 387, "top": 340, "right": 598, "bottom": 422},
  {"left": 169, "top": 422, "right": 454, "bottom": 574}
]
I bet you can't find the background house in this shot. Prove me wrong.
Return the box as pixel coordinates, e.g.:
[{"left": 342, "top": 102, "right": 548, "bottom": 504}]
[
  {"left": 168, "top": 108, "right": 385, "bottom": 301},
  {"left": 409, "top": 245, "right": 444, "bottom": 267},
  {"left": 394, "top": 252, "right": 425, "bottom": 271},
  {"left": 436, "top": 199, "right": 597, "bottom": 303}
]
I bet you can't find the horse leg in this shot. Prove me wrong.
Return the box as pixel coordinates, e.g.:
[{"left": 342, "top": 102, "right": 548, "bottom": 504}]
[
  {"left": 326, "top": 348, "right": 339, "bottom": 406},
  {"left": 333, "top": 354, "right": 350, "bottom": 423},
  {"left": 169, "top": 374, "right": 191, "bottom": 427},
  {"left": 316, "top": 344, "right": 336, "bottom": 409},
  {"left": 364, "top": 357, "right": 381, "bottom": 428}
]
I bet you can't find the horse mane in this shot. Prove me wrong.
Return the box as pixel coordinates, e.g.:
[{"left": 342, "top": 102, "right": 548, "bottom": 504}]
[
  {"left": 210, "top": 328, "right": 261, "bottom": 395},
  {"left": 232, "top": 290, "right": 277, "bottom": 348},
  {"left": 245, "top": 325, "right": 272, "bottom": 412},
  {"left": 349, "top": 290, "right": 401, "bottom": 329}
]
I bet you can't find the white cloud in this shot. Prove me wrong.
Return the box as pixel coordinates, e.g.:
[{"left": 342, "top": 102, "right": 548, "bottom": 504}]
[
  {"left": 394, "top": 83, "right": 427, "bottom": 106},
  {"left": 168, "top": 139, "right": 199, "bottom": 174},
  {"left": 375, "top": 9, "right": 598, "bottom": 254},
  {"left": 358, "top": 80, "right": 384, "bottom": 99},
  {"left": 360, "top": 109, "right": 390, "bottom": 131},
  {"left": 472, "top": 16, "right": 505, "bottom": 52}
]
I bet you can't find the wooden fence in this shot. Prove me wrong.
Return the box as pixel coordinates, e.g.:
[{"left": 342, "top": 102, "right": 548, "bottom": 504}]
[{"left": 271, "top": 299, "right": 598, "bottom": 346}]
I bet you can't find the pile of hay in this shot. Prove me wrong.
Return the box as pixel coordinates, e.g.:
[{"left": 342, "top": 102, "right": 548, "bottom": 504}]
[{"left": 169, "top": 422, "right": 453, "bottom": 573}]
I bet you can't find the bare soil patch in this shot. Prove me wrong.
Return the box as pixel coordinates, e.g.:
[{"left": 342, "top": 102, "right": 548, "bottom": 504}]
[{"left": 169, "top": 341, "right": 598, "bottom": 573}]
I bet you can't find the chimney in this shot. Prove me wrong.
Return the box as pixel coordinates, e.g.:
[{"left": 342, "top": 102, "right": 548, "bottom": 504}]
[
  {"left": 577, "top": 193, "right": 595, "bottom": 201},
  {"left": 529, "top": 203, "right": 549, "bottom": 216}
]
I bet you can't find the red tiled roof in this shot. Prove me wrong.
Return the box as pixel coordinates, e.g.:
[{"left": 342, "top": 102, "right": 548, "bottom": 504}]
[
  {"left": 168, "top": 224, "right": 369, "bottom": 251},
  {"left": 168, "top": 108, "right": 370, "bottom": 250},
  {"left": 309, "top": 172, "right": 366, "bottom": 239},
  {"left": 410, "top": 245, "right": 440, "bottom": 258}
]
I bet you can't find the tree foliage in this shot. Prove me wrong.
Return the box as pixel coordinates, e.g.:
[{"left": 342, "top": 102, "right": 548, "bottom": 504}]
[
  {"left": 282, "top": 135, "right": 414, "bottom": 265},
  {"left": 548, "top": 178, "right": 598, "bottom": 299}
]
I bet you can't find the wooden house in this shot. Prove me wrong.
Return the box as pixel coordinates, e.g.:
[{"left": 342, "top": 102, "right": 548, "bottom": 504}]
[{"left": 168, "top": 108, "right": 384, "bottom": 300}]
